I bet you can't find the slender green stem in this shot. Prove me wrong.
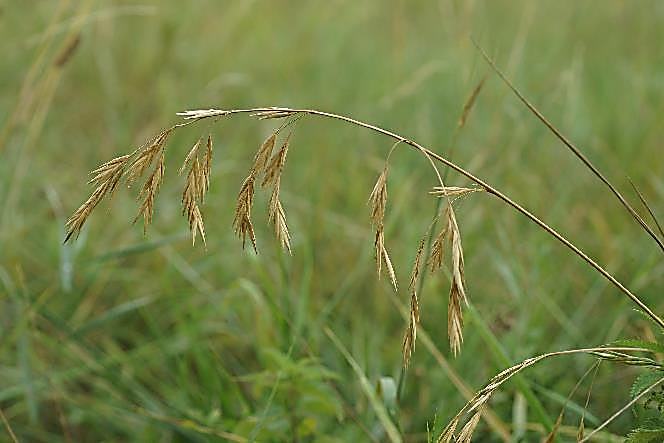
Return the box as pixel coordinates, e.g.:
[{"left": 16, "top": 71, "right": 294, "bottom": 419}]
[
  {"left": 182, "top": 107, "right": 664, "bottom": 330},
  {"left": 472, "top": 38, "right": 664, "bottom": 254}
]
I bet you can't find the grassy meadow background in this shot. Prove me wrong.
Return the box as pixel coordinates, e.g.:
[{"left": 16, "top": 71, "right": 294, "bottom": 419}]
[{"left": 2, "top": 1, "right": 664, "bottom": 441}]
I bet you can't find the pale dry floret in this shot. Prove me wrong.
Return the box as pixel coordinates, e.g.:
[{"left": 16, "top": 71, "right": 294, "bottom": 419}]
[
  {"left": 456, "top": 408, "right": 483, "bottom": 443},
  {"left": 262, "top": 136, "right": 289, "bottom": 188},
  {"left": 369, "top": 168, "right": 388, "bottom": 226},
  {"left": 369, "top": 166, "right": 398, "bottom": 291},
  {"left": 233, "top": 173, "right": 257, "bottom": 252},
  {"left": 402, "top": 237, "right": 426, "bottom": 368},
  {"left": 252, "top": 132, "right": 277, "bottom": 176},
  {"left": 428, "top": 221, "right": 449, "bottom": 273},
  {"left": 447, "top": 204, "right": 467, "bottom": 355},
  {"left": 374, "top": 229, "right": 398, "bottom": 291},
  {"left": 429, "top": 186, "right": 481, "bottom": 198},
  {"left": 251, "top": 109, "right": 299, "bottom": 120},
  {"left": 179, "top": 135, "right": 213, "bottom": 246},
  {"left": 125, "top": 128, "right": 173, "bottom": 186},
  {"left": 438, "top": 417, "right": 458, "bottom": 443},
  {"left": 134, "top": 152, "right": 165, "bottom": 231},
  {"left": 64, "top": 154, "right": 132, "bottom": 242},
  {"left": 177, "top": 108, "right": 229, "bottom": 120},
  {"left": 268, "top": 179, "right": 292, "bottom": 254}
]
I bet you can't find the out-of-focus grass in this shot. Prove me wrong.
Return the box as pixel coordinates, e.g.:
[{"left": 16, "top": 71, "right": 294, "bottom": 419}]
[{"left": 1, "top": 1, "right": 663, "bottom": 441}]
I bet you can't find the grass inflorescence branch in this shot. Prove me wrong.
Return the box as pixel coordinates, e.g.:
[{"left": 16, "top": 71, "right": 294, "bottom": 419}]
[{"left": 65, "top": 105, "right": 664, "bottom": 366}]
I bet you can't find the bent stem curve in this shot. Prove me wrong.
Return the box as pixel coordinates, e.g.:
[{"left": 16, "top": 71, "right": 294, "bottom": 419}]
[{"left": 180, "top": 107, "right": 664, "bottom": 330}]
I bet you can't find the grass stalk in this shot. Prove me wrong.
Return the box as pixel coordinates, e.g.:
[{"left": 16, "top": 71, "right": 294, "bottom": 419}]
[{"left": 175, "top": 107, "right": 664, "bottom": 330}]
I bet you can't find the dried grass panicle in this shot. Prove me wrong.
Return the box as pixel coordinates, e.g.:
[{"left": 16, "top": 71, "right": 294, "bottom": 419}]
[
  {"left": 268, "top": 179, "right": 291, "bottom": 253},
  {"left": 233, "top": 173, "right": 257, "bottom": 252},
  {"left": 438, "top": 418, "right": 458, "bottom": 443},
  {"left": 449, "top": 205, "right": 466, "bottom": 303},
  {"left": 456, "top": 408, "right": 484, "bottom": 443},
  {"left": 369, "top": 168, "right": 388, "bottom": 227},
  {"left": 180, "top": 135, "right": 213, "bottom": 246},
  {"left": 252, "top": 132, "right": 277, "bottom": 176},
  {"left": 446, "top": 204, "right": 467, "bottom": 356},
  {"left": 134, "top": 152, "right": 165, "bottom": 231},
  {"left": 374, "top": 228, "right": 398, "bottom": 291},
  {"left": 262, "top": 136, "right": 292, "bottom": 253},
  {"left": 428, "top": 220, "right": 449, "bottom": 273},
  {"left": 369, "top": 167, "right": 398, "bottom": 291},
  {"left": 203, "top": 134, "right": 212, "bottom": 197},
  {"left": 64, "top": 154, "right": 132, "bottom": 242},
  {"left": 402, "top": 238, "right": 426, "bottom": 368},
  {"left": 125, "top": 128, "right": 173, "bottom": 186},
  {"left": 261, "top": 135, "right": 289, "bottom": 188}
]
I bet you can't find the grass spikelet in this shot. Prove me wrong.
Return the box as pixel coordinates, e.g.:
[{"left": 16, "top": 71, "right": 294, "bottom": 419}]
[
  {"left": 374, "top": 229, "right": 398, "bottom": 291},
  {"left": 369, "top": 166, "right": 397, "bottom": 290},
  {"left": 262, "top": 135, "right": 289, "bottom": 188},
  {"left": 179, "top": 137, "right": 202, "bottom": 176},
  {"left": 448, "top": 277, "right": 465, "bottom": 356},
  {"left": 64, "top": 154, "right": 131, "bottom": 242},
  {"left": 203, "top": 134, "right": 212, "bottom": 199},
  {"left": 369, "top": 168, "right": 388, "bottom": 226},
  {"left": 180, "top": 136, "right": 212, "bottom": 246},
  {"left": 233, "top": 173, "right": 257, "bottom": 252},
  {"left": 449, "top": 205, "right": 466, "bottom": 304},
  {"left": 428, "top": 220, "right": 449, "bottom": 273},
  {"left": 251, "top": 109, "right": 299, "bottom": 120},
  {"left": 437, "top": 417, "right": 458, "bottom": 443},
  {"left": 402, "top": 238, "right": 425, "bottom": 368},
  {"left": 64, "top": 185, "right": 106, "bottom": 243},
  {"left": 125, "top": 128, "right": 173, "bottom": 186},
  {"left": 268, "top": 178, "right": 291, "bottom": 253},
  {"left": 457, "top": 75, "right": 486, "bottom": 129},
  {"left": 430, "top": 186, "right": 481, "bottom": 198},
  {"left": 447, "top": 204, "right": 467, "bottom": 356},
  {"left": 87, "top": 154, "right": 131, "bottom": 188},
  {"left": 262, "top": 135, "right": 292, "bottom": 253},
  {"left": 457, "top": 408, "right": 483, "bottom": 443},
  {"left": 134, "top": 152, "right": 165, "bottom": 232},
  {"left": 252, "top": 132, "right": 276, "bottom": 176},
  {"left": 177, "top": 108, "right": 229, "bottom": 120}
]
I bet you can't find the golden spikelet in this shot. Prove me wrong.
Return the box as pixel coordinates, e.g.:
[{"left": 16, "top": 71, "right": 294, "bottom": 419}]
[
  {"left": 251, "top": 109, "right": 299, "bottom": 120},
  {"left": 429, "top": 186, "right": 481, "bottom": 198},
  {"left": 262, "top": 135, "right": 289, "bottom": 188},
  {"left": 449, "top": 205, "right": 467, "bottom": 304},
  {"left": 233, "top": 173, "right": 257, "bottom": 252},
  {"left": 252, "top": 132, "right": 277, "bottom": 176},
  {"left": 431, "top": 204, "right": 468, "bottom": 356},
  {"left": 457, "top": 408, "right": 483, "bottom": 443},
  {"left": 126, "top": 128, "right": 173, "bottom": 186},
  {"left": 428, "top": 220, "right": 449, "bottom": 273},
  {"left": 402, "top": 238, "right": 425, "bottom": 368},
  {"left": 448, "top": 279, "right": 465, "bottom": 357},
  {"left": 369, "top": 168, "right": 388, "bottom": 226},
  {"left": 180, "top": 135, "right": 212, "bottom": 246},
  {"left": 374, "top": 229, "right": 398, "bottom": 291},
  {"left": 134, "top": 152, "right": 165, "bottom": 231},
  {"left": 369, "top": 167, "right": 397, "bottom": 290},
  {"left": 437, "top": 417, "right": 458, "bottom": 443},
  {"left": 64, "top": 154, "right": 131, "bottom": 242},
  {"left": 268, "top": 178, "right": 291, "bottom": 253},
  {"left": 203, "top": 134, "right": 212, "bottom": 200}
]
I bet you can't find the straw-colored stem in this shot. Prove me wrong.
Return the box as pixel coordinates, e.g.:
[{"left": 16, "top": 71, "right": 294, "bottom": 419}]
[{"left": 184, "top": 107, "right": 664, "bottom": 330}]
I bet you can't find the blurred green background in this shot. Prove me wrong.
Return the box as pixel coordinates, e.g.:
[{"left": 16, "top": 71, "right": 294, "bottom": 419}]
[{"left": 1, "top": 1, "right": 664, "bottom": 441}]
